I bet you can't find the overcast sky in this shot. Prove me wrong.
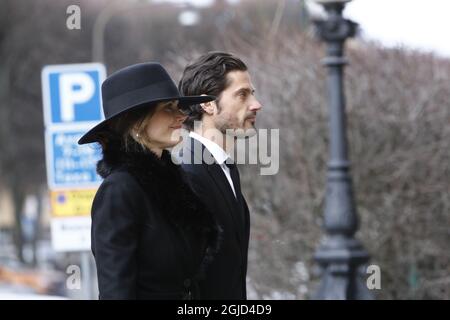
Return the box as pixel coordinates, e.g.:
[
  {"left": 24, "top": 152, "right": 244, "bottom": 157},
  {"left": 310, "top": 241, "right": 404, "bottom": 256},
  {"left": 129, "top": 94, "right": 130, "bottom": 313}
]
[
  {"left": 344, "top": 0, "right": 450, "bottom": 58},
  {"left": 155, "top": 0, "right": 450, "bottom": 59}
]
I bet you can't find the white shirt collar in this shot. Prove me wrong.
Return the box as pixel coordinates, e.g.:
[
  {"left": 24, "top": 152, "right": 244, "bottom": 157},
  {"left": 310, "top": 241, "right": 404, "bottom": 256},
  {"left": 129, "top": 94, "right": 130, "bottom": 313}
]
[{"left": 189, "top": 131, "right": 230, "bottom": 165}]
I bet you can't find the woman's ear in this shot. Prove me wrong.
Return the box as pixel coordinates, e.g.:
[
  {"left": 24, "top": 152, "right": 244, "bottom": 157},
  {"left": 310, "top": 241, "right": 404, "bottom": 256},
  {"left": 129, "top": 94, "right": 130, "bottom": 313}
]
[{"left": 131, "top": 123, "right": 142, "bottom": 141}]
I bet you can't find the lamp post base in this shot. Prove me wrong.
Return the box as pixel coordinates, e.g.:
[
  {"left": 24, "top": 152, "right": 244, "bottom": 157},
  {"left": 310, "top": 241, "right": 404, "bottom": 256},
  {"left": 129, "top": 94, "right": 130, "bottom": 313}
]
[{"left": 314, "top": 236, "right": 373, "bottom": 300}]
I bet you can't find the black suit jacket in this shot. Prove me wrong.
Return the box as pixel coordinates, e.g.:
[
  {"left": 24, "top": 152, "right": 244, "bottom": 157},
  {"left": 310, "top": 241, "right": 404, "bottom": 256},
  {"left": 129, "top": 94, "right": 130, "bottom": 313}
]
[{"left": 177, "top": 136, "right": 250, "bottom": 300}]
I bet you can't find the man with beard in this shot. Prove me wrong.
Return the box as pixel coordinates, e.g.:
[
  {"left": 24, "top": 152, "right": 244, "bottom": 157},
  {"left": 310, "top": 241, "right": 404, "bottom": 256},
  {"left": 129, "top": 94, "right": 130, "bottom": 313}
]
[{"left": 177, "top": 52, "right": 262, "bottom": 299}]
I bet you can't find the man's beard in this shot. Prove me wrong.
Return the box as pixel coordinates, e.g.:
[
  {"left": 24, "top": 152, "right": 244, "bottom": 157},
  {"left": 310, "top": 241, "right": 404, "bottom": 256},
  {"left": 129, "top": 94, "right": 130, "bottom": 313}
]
[
  {"left": 215, "top": 100, "right": 257, "bottom": 137},
  {"left": 216, "top": 119, "right": 257, "bottom": 138}
]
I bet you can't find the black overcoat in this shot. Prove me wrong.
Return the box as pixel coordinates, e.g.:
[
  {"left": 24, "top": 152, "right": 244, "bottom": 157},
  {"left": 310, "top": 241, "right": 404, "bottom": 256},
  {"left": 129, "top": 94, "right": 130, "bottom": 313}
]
[{"left": 91, "top": 141, "right": 223, "bottom": 299}]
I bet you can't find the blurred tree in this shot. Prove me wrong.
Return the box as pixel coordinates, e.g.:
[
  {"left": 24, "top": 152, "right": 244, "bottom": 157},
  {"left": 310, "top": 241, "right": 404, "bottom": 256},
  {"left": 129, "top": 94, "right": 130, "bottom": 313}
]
[{"left": 0, "top": 0, "right": 103, "bottom": 263}]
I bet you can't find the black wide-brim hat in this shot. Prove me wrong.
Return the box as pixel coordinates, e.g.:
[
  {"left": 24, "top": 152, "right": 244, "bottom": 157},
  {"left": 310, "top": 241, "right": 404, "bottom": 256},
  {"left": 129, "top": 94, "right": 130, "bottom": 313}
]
[{"left": 78, "top": 62, "right": 215, "bottom": 145}]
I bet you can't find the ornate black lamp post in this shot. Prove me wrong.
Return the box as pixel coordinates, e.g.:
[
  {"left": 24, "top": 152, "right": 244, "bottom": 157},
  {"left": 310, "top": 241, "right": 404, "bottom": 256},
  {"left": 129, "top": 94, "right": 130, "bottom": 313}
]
[{"left": 312, "top": 0, "right": 373, "bottom": 299}]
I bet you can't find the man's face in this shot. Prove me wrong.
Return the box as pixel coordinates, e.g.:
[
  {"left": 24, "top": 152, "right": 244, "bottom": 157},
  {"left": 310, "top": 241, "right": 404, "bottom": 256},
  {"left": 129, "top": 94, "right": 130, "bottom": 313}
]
[{"left": 213, "top": 70, "right": 262, "bottom": 134}]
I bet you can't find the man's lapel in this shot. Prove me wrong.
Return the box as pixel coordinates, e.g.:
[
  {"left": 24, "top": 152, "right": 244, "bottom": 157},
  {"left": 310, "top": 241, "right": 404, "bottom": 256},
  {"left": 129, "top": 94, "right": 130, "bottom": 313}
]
[{"left": 185, "top": 136, "right": 245, "bottom": 246}]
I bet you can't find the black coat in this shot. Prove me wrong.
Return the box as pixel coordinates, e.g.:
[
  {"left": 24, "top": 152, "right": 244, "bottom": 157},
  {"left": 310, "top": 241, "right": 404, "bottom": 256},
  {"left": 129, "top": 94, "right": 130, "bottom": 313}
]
[
  {"left": 91, "top": 140, "right": 223, "bottom": 300},
  {"left": 177, "top": 137, "right": 251, "bottom": 300}
]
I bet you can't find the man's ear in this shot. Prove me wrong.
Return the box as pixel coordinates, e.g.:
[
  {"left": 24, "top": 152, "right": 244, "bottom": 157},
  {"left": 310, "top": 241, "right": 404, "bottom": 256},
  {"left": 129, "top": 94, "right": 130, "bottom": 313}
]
[
  {"left": 200, "top": 100, "right": 216, "bottom": 115},
  {"left": 199, "top": 94, "right": 216, "bottom": 115}
]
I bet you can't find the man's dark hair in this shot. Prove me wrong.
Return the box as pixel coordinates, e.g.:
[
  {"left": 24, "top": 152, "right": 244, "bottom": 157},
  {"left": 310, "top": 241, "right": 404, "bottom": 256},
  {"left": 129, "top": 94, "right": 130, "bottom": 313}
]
[{"left": 178, "top": 51, "right": 247, "bottom": 130}]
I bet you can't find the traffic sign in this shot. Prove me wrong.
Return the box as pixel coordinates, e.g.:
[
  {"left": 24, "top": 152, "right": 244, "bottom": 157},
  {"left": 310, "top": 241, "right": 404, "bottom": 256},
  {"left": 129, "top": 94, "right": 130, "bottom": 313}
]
[
  {"left": 42, "top": 63, "right": 106, "bottom": 128},
  {"left": 50, "top": 189, "right": 97, "bottom": 217},
  {"left": 45, "top": 128, "right": 103, "bottom": 189},
  {"left": 42, "top": 63, "right": 106, "bottom": 253},
  {"left": 51, "top": 216, "right": 91, "bottom": 252}
]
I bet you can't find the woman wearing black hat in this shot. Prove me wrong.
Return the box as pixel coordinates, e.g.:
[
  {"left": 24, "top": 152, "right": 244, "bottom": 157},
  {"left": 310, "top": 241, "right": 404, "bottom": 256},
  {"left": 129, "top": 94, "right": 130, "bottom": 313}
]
[{"left": 78, "top": 62, "right": 222, "bottom": 299}]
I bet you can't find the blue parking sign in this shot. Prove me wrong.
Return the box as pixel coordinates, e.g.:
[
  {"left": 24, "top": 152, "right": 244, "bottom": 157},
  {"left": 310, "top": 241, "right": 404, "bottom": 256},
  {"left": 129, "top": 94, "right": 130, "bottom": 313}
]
[
  {"left": 42, "top": 63, "right": 106, "bottom": 127},
  {"left": 42, "top": 63, "right": 106, "bottom": 189},
  {"left": 45, "top": 128, "right": 103, "bottom": 189}
]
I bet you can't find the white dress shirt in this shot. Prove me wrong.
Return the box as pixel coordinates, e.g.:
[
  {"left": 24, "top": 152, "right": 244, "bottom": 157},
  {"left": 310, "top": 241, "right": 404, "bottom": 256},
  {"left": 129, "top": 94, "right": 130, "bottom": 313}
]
[{"left": 189, "top": 131, "right": 236, "bottom": 198}]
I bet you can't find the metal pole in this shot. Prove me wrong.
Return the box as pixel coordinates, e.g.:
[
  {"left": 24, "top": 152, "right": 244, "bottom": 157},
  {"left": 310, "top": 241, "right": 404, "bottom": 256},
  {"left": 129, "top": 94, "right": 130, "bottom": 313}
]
[
  {"left": 81, "top": 251, "right": 92, "bottom": 300},
  {"left": 91, "top": 0, "right": 152, "bottom": 63},
  {"left": 91, "top": 0, "right": 126, "bottom": 63},
  {"left": 312, "top": 0, "right": 373, "bottom": 299}
]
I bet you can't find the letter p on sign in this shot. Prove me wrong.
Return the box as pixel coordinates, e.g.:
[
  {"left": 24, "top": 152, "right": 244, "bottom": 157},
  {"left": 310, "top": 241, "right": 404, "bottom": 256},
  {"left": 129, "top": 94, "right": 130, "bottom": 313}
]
[{"left": 59, "top": 73, "right": 95, "bottom": 122}]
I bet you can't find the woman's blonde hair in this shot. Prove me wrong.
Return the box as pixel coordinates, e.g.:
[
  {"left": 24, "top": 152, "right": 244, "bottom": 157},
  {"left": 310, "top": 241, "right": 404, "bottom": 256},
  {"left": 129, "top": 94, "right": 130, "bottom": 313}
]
[
  {"left": 129, "top": 110, "right": 156, "bottom": 151},
  {"left": 96, "top": 105, "right": 156, "bottom": 153}
]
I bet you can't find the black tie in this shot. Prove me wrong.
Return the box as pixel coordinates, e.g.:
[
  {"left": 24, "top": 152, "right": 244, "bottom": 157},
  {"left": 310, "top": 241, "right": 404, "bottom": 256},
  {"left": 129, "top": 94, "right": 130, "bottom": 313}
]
[
  {"left": 225, "top": 160, "right": 241, "bottom": 200},
  {"left": 225, "top": 160, "right": 246, "bottom": 229}
]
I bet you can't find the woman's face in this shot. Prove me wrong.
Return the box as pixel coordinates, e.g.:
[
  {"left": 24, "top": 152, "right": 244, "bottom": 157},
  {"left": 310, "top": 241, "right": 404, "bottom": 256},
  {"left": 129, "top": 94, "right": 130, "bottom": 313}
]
[{"left": 140, "top": 100, "right": 187, "bottom": 150}]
